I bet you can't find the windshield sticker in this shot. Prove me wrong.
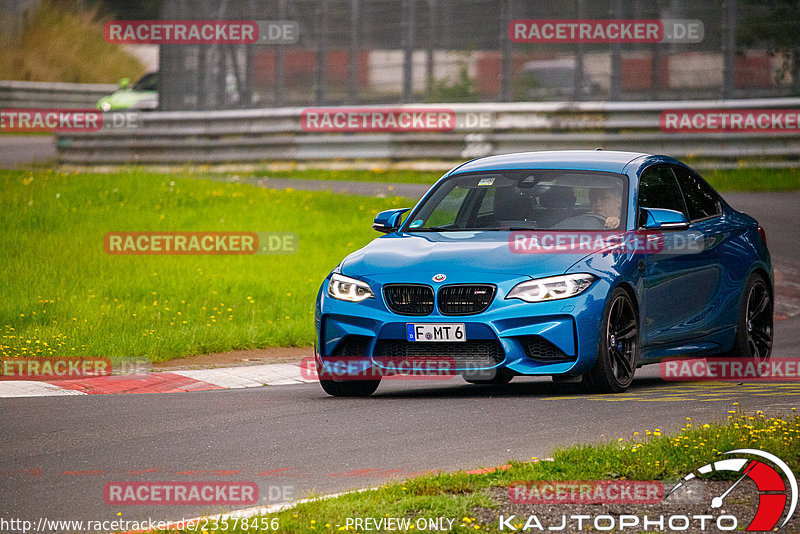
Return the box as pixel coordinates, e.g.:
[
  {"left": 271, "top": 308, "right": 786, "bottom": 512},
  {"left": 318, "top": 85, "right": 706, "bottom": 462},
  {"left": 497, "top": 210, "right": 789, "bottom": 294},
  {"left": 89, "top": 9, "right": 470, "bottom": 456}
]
[
  {"left": 477, "top": 177, "right": 495, "bottom": 186},
  {"left": 409, "top": 219, "right": 423, "bottom": 228}
]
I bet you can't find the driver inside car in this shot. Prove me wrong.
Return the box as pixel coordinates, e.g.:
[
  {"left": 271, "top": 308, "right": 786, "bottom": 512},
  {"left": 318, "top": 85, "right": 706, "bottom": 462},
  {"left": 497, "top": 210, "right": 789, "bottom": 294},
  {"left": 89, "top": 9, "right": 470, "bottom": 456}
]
[{"left": 556, "top": 186, "right": 622, "bottom": 230}]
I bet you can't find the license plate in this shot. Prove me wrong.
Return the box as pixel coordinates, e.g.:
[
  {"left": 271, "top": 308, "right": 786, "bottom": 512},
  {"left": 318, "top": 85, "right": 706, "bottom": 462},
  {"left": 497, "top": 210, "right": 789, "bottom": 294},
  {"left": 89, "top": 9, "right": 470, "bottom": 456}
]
[{"left": 406, "top": 323, "right": 466, "bottom": 342}]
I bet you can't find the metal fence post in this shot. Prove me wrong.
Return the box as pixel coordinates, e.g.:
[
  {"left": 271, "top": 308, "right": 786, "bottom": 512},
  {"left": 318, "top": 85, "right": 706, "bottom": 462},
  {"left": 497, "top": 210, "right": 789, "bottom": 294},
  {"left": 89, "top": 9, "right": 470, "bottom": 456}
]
[
  {"left": 609, "top": 0, "right": 622, "bottom": 101},
  {"left": 275, "top": 0, "right": 287, "bottom": 107},
  {"left": 315, "top": 0, "right": 328, "bottom": 106},
  {"left": 403, "top": 0, "right": 416, "bottom": 102},
  {"left": 722, "top": 0, "right": 737, "bottom": 99},
  {"left": 348, "top": 0, "right": 360, "bottom": 103},
  {"left": 573, "top": 0, "right": 585, "bottom": 101},
  {"left": 426, "top": 0, "right": 436, "bottom": 99},
  {"left": 501, "top": 0, "right": 512, "bottom": 102}
]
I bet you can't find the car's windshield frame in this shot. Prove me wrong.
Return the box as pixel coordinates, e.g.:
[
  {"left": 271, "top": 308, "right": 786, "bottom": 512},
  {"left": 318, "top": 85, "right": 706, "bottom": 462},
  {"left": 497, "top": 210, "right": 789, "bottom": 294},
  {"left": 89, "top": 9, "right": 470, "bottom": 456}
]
[{"left": 400, "top": 169, "right": 630, "bottom": 233}]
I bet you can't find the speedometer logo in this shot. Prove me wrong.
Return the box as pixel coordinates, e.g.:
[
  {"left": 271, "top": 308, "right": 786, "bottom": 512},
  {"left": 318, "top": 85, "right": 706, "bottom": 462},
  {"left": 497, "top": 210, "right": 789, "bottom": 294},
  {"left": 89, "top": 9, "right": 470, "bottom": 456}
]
[{"left": 666, "top": 449, "right": 798, "bottom": 531}]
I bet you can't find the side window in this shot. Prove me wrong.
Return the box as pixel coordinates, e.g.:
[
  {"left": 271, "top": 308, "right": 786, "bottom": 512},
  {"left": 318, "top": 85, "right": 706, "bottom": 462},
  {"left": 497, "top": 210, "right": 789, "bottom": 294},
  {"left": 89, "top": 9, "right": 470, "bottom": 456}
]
[
  {"left": 673, "top": 167, "right": 722, "bottom": 221},
  {"left": 638, "top": 166, "right": 687, "bottom": 226}
]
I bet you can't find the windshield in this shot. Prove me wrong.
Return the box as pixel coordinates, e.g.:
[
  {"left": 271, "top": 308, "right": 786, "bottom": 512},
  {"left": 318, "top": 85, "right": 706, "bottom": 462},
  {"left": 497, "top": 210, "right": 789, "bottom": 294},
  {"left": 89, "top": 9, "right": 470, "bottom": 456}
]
[
  {"left": 133, "top": 72, "right": 158, "bottom": 91},
  {"left": 404, "top": 170, "right": 628, "bottom": 232}
]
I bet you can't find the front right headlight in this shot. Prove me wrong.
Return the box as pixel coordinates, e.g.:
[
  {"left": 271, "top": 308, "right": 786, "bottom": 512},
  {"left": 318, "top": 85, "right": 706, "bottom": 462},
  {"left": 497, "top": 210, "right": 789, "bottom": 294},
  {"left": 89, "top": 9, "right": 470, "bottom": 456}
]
[
  {"left": 327, "top": 273, "right": 375, "bottom": 303},
  {"left": 506, "top": 273, "right": 595, "bottom": 303}
]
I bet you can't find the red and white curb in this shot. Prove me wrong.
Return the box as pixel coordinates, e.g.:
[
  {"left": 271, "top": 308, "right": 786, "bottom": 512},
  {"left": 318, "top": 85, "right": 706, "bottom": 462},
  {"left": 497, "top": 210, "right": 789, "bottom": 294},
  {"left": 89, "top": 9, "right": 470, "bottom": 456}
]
[{"left": 0, "top": 362, "right": 315, "bottom": 398}]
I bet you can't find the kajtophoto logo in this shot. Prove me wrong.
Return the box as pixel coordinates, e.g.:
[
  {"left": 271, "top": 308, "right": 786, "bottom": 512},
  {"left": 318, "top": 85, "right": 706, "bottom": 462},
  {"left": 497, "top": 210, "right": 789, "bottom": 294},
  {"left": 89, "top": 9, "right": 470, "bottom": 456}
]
[
  {"left": 498, "top": 449, "right": 797, "bottom": 531},
  {"left": 666, "top": 449, "right": 798, "bottom": 531}
]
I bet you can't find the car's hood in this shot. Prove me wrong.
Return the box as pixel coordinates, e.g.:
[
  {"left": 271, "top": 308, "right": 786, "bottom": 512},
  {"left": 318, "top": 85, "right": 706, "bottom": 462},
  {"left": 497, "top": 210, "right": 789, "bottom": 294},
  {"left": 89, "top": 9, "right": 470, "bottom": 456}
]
[
  {"left": 97, "top": 90, "right": 157, "bottom": 111},
  {"left": 340, "top": 231, "right": 590, "bottom": 281}
]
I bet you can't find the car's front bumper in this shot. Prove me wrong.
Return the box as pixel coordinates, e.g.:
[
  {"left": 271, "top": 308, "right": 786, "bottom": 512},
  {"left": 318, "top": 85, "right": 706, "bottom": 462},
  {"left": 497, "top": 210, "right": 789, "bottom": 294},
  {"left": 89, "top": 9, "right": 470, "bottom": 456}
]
[{"left": 314, "top": 273, "right": 612, "bottom": 378}]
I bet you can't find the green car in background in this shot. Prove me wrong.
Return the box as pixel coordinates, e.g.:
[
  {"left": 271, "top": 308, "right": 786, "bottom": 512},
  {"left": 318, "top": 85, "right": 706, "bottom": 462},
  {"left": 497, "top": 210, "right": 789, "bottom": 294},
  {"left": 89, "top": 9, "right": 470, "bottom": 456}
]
[{"left": 96, "top": 72, "right": 158, "bottom": 112}]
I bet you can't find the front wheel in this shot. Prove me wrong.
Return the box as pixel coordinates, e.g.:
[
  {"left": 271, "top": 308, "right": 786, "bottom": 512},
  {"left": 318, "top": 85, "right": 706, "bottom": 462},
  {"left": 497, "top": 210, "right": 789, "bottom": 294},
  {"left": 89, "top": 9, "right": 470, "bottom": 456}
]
[
  {"left": 319, "top": 378, "right": 381, "bottom": 397},
  {"left": 583, "top": 287, "right": 639, "bottom": 393},
  {"left": 462, "top": 368, "right": 514, "bottom": 385}
]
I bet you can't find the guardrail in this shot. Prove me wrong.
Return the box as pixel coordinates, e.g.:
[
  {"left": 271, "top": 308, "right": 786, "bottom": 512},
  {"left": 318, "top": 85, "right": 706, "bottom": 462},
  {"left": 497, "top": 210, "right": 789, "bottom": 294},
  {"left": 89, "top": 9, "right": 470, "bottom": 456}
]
[
  {"left": 55, "top": 98, "right": 800, "bottom": 166},
  {"left": 0, "top": 80, "right": 116, "bottom": 109}
]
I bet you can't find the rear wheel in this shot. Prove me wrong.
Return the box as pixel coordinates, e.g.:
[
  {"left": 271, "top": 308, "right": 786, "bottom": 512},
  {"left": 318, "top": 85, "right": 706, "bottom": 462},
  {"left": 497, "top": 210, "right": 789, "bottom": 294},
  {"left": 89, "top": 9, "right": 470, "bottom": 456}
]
[
  {"left": 725, "top": 273, "right": 772, "bottom": 362},
  {"left": 583, "top": 287, "right": 639, "bottom": 393}
]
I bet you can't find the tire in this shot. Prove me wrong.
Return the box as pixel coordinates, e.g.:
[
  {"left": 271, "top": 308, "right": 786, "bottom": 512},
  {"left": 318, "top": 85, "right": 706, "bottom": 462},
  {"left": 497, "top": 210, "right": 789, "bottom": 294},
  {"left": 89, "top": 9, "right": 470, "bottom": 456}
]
[
  {"left": 462, "top": 368, "right": 514, "bottom": 385},
  {"left": 318, "top": 378, "right": 381, "bottom": 397},
  {"left": 724, "top": 273, "right": 773, "bottom": 362},
  {"left": 583, "top": 287, "right": 639, "bottom": 393}
]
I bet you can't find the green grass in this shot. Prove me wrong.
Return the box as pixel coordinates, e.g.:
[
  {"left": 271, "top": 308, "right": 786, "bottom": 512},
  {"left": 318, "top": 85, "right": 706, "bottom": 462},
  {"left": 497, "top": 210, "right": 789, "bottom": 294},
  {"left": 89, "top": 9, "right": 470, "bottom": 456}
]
[
  {"left": 0, "top": 169, "right": 411, "bottom": 362},
  {"left": 0, "top": 0, "right": 144, "bottom": 83},
  {"left": 251, "top": 168, "right": 443, "bottom": 185},
  {"left": 162, "top": 409, "right": 800, "bottom": 533},
  {"left": 702, "top": 167, "right": 800, "bottom": 192}
]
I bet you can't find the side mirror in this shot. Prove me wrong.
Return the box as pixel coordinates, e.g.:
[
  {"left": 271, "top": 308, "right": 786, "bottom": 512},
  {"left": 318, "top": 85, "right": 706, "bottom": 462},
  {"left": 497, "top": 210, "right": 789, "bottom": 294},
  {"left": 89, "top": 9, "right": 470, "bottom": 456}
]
[
  {"left": 373, "top": 208, "right": 410, "bottom": 233},
  {"left": 118, "top": 77, "right": 131, "bottom": 90},
  {"left": 640, "top": 208, "right": 689, "bottom": 230}
]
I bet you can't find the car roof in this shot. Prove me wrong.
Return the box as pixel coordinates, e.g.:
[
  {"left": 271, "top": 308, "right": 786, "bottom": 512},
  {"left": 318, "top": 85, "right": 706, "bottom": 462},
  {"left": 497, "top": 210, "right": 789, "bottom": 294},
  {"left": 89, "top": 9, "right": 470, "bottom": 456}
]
[{"left": 449, "top": 150, "right": 650, "bottom": 175}]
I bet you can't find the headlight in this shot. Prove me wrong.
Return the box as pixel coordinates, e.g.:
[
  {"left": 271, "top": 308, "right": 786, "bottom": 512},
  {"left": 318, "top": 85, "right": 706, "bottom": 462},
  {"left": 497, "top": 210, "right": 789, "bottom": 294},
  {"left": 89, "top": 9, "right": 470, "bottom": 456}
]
[
  {"left": 327, "top": 273, "right": 374, "bottom": 302},
  {"left": 506, "top": 274, "right": 595, "bottom": 303}
]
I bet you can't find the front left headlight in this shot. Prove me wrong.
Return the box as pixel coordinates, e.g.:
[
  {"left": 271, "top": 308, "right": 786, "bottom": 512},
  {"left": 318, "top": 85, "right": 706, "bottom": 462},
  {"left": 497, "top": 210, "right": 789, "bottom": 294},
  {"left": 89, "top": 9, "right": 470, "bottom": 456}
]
[
  {"left": 327, "top": 273, "right": 375, "bottom": 302},
  {"left": 506, "top": 273, "right": 595, "bottom": 303}
]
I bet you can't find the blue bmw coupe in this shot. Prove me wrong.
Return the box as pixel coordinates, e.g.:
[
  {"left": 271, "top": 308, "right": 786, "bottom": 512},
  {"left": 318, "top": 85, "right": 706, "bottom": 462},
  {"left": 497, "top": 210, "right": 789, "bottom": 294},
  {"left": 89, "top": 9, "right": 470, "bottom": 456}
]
[{"left": 314, "top": 150, "right": 773, "bottom": 396}]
